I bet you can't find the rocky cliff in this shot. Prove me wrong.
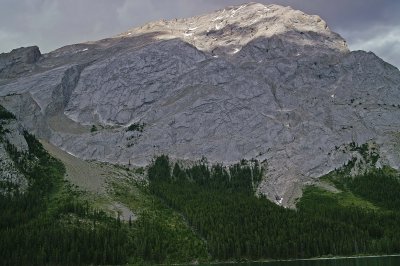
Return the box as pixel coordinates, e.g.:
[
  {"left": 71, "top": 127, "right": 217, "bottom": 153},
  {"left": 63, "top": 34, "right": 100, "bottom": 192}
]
[
  {"left": 0, "top": 109, "right": 29, "bottom": 195},
  {"left": 1, "top": 2, "right": 399, "bottom": 206}
]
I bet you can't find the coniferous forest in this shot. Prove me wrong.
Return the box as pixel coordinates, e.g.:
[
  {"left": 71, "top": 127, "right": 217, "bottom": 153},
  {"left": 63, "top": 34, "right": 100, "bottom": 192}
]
[
  {"left": 148, "top": 156, "right": 400, "bottom": 261},
  {"left": 0, "top": 130, "right": 132, "bottom": 265},
  {"left": 1, "top": 104, "right": 400, "bottom": 265}
]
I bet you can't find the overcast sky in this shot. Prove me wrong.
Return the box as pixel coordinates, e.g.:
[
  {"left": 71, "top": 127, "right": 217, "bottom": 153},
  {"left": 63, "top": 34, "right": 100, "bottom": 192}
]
[{"left": 1, "top": 0, "right": 399, "bottom": 68}]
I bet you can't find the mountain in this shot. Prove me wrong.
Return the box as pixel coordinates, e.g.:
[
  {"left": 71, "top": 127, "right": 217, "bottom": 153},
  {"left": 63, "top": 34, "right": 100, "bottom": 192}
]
[{"left": 1, "top": 2, "right": 400, "bottom": 207}]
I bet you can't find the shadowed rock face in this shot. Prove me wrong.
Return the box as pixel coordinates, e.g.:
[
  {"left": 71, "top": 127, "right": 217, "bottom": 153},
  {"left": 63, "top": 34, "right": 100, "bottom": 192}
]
[
  {"left": 0, "top": 2, "right": 400, "bottom": 206},
  {"left": 0, "top": 46, "right": 41, "bottom": 79}
]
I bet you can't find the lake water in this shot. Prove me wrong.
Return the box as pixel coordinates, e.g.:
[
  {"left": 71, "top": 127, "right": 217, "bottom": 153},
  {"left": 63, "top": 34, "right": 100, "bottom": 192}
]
[{"left": 204, "top": 255, "right": 400, "bottom": 266}]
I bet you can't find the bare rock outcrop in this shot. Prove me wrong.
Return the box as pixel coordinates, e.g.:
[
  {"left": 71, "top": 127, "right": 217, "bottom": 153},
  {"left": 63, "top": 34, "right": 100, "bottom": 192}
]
[{"left": 0, "top": 46, "right": 41, "bottom": 80}]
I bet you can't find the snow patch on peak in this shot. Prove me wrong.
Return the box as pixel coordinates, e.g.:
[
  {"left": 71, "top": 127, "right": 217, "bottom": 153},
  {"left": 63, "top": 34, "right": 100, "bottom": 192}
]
[{"left": 125, "top": 2, "right": 349, "bottom": 58}]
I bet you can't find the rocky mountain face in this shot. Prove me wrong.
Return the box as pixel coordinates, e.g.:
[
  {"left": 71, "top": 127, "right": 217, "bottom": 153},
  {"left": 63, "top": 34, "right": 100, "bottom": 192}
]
[
  {"left": 0, "top": 46, "right": 41, "bottom": 80},
  {"left": 0, "top": 115, "right": 29, "bottom": 195},
  {"left": 0, "top": 2, "right": 399, "bottom": 206}
]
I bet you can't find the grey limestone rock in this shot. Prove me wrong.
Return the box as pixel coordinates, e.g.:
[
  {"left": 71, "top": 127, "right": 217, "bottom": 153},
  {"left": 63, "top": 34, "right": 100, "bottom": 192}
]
[{"left": 0, "top": 3, "right": 399, "bottom": 206}]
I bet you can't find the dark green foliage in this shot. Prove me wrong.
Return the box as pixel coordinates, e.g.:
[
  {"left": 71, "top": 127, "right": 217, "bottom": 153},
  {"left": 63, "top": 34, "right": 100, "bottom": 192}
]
[
  {"left": 0, "top": 143, "right": 207, "bottom": 265},
  {"left": 172, "top": 162, "right": 186, "bottom": 181},
  {"left": 127, "top": 122, "right": 145, "bottom": 132},
  {"left": 0, "top": 132, "right": 131, "bottom": 265},
  {"left": 348, "top": 168, "right": 400, "bottom": 211},
  {"left": 0, "top": 216, "right": 131, "bottom": 265},
  {"left": 111, "top": 179, "right": 209, "bottom": 265},
  {"left": 350, "top": 141, "right": 369, "bottom": 158},
  {"left": 148, "top": 155, "right": 171, "bottom": 181},
  {"left": 0, "top": 105, "right": 16, "bottom": 120},
  {"left": 297, "top": 186, "right": 400, "bottom": 254},
  {"left": 147, "top": 155, "right": 400, "bottom": 261},
  {"left": 90, "top": 125, "right": 97, "bottom": 132},
  {"left": 348, "top": 142, "right": 380, "bottom": 166},
  {"left": 129, "top": 212, "right": 208, "bottom": 264},
  {"left": 153, "top": 157, "right": 264, "bottom": 194},
  {"left": 0, "top": 105, "right": 15, "bottom": 139},
  {"left": 3, "top": 134, "right": 400, "bottom": 266},
  {"left": 325, "top": 166, "right": 400, "bottom": 212}
]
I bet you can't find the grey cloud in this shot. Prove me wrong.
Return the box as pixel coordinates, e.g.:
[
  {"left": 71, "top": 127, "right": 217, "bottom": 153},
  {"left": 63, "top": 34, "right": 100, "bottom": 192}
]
[
  {"left": 342, "top": 25, "right": 400, "bottom": 68},
  {"left": 0, "top": 0, "right": 399, "bottom": 68}
]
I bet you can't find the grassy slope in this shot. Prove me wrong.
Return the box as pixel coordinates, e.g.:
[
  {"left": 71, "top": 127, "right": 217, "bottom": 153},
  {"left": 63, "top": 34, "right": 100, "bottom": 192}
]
[{"left": 303, "top": 185, "right": 378, "bottom": 211}]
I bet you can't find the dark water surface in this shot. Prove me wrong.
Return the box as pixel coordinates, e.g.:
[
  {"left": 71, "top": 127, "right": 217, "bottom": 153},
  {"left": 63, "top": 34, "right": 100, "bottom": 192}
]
[{"left": 202, "top": 255, "right": 400, "bottom": 266}]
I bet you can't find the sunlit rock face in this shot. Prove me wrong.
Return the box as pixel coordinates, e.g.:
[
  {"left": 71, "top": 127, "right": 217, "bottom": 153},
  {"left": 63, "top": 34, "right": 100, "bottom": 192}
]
[{"left": 1, "top": 3, "right": 399, "bottom": 206}]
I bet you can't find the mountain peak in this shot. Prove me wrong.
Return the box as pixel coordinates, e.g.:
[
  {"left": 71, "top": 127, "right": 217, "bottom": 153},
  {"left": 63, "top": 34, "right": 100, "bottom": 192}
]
[{"left": 118, "top": 2, "right": 348, "bottom": 57}]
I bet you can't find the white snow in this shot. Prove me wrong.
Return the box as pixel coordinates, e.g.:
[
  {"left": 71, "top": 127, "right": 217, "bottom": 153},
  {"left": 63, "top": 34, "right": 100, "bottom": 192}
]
[
  {"left": 188, "top": 26, "right": 198, "bottom": 31},
  {"left": 212, "top": 16, "right": 224, "bottom": 22},
  {"left": 215, "top": 23, "right": 223, "bottom": 30},
  {"left": 230, "top": 5, "right": 245, "bottom": 17},
  {"left": 66, "top": 151, "right": 78, "bottom": 157},
  {"left": 184, "top": 32, "right": 193, "bottom": 37},
  {"left": 232, "top": 48, "right": 240, "bottom": 54},
  {"left": 237, "top": 5, "right": 246, "bottom": 11},
  {"left": 75, "top": 48, "right": 88, "bottom": 53},
  {"left": 331, "top": 94, "right": 335, "bottom": 98}
]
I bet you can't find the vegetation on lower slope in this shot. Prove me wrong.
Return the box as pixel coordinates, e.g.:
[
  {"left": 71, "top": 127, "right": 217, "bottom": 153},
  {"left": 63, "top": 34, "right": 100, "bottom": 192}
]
[
  {"left": 147, "top": 155, "right": 400, "bottom": 261},
  {"left": 110, "top": 178, "right": 209, "bottom": 264},
  {"left": 1, "top": 105, "right": 400, "bottom": 265},
  {"left": 323, "top": 166, "right": 400, "bottom": 212},
  {"left": 0, "top": 131, "right": 133, "bottom": 265},
  {"left": 0, "top": 118, "right": 208, "bottom": 264}
]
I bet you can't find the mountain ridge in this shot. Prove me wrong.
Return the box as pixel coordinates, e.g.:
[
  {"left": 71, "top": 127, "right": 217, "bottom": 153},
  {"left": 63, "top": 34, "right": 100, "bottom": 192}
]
[{"left": 116, "top": 2, "right": 348, "bottom": 57}]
